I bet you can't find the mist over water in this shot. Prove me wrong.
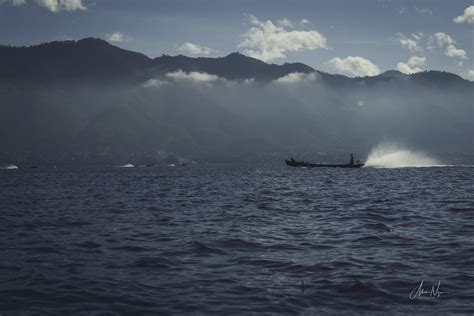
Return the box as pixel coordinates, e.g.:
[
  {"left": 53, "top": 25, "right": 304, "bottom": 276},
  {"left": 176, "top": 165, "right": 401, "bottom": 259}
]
[
  {"left": 1, "top": 65, "right": 473, "bottom": 165},
  {"left": 364, "top": 144, "right": 443, "bottom": 168}
]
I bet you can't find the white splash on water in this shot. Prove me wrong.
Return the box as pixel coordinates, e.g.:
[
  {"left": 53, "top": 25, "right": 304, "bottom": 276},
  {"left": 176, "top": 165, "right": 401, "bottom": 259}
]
[
  {"left": 0, "top": 164, "right": 18, "bottom": 170},
  {"left": 364, "top": 144, "right": 443, "bottom": 168},
  {"left": 118, "top": 164, "right": 134, "bottom": 168}
]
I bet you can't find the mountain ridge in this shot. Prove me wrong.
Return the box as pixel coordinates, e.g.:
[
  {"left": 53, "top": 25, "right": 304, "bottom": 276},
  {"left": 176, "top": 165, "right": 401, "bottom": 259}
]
[{"left": 0, "top": 37, "right": 471, "bottom": 85}]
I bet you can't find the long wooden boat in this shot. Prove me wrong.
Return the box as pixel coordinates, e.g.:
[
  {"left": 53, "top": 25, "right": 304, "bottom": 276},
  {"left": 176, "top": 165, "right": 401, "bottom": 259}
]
[{"left": 285, "top": 158, "right": 364, "bottom": 168}]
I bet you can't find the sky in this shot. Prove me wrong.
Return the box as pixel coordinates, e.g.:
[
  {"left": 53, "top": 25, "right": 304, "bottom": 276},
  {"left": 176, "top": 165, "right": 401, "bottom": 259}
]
[{"left": 0, "top": 0, "right": 473, "bottom": 79}]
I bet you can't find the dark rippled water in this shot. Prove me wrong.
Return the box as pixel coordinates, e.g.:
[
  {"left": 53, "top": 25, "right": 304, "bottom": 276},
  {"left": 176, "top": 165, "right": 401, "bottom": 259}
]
[{"left": 1, "top": 165, "right": 473, "bottom": 314}]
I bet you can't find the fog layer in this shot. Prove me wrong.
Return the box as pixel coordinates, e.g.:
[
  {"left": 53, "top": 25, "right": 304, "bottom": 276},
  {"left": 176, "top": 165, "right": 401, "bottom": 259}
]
[{"left": 0, "top": 70, "right": 472, "bottom": 165}]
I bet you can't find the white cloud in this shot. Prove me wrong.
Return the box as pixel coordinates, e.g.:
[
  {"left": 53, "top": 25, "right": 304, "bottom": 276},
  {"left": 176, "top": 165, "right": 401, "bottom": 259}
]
[
  {"left": 300, "top": 19, "right": 311, "bottom": 26},
  {"left": 454, "top": 5, "right": 474, "bottom": 24},
  {"left": 165, "top": 70, "right": 220, "bottom": 83},
  {"left": 144, "top": 71, "right": 224, "bottom": 87},
  {"left": 143, "top": 79, "right": 167, "bottom": 88},
  {"left": 327, "top": 56, "right": 380, "bottom": 77},
  {"left": 397, "top": 33, "right": 422, "bottom": 53},
  {"left": 397, "top": 63, "right": 420, "bottom": 74},
  {"left": 243, "top": 78, "right": 255, "bottom": 85},
  {"left": 106, "top": 32, "right": 129, "bottom": 43},
  {"left": 432, "top": 32, "right": 455, "bottom": 47},
  {"left": 274, "top": 72, "right": 318, "bottom": 83},
  {"left": 276, "top": 18, "right": 311, "bottom": 28},
  {"left": 238, "top": 14, "right": 327, "bottom": 62},
  {"left": 467, "top": 70, "right": 474, "bottom": 80},
  {"left": 35, "top": 0, "right": 86, "bottom": 12},
  {"left": 411, "top": 32, "right": 423, "bottom": 41},
  {"left": 277, "top": 18, "right": 293, "bottom": 28},
  {"left": 400, "top": 38, "right": 418, "bottom": 52},
  {"left": 300, "top": 19, "right": 310, "bottom": 26},
  {"left": 407, "top": 56, "right": 426, "bottom": 66},
  {"left": 397, "top": 56, "right": 426, "bottom": 74},
  {"left": 445, "top": 45, "right": 467, "bottom": 59},
  {"left": 177, "top": 42, "right": 211, "bottom": 56},
  {"left": 429, "top": 32, "right": 467, "bottom": 60},
  {"left": 415, "top": 7, "right": 432, "bottom": 15},
  {"left": 1, "top": 0, "right": 86, "bottom": 11}
]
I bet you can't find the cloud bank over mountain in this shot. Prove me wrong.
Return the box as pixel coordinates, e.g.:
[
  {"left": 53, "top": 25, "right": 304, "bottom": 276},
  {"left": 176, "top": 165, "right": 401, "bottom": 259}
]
[
  {"left": 327, "top": 56, "right": 380, "bottom": 77},
  {"left": 177, "top": 42, "right": 212, "bottom": 56},
  {"left": 397, "top": 56, "right": 426, "bottom": 74}
]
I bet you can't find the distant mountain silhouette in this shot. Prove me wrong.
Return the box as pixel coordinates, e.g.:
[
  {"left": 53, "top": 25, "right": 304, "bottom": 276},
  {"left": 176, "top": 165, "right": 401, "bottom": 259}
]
[
  {"left": 0, "top": 38, "right": 152, "bottom": 83},
  {"left": 1, "top": 38, "right": 471, "bottom": 86}
]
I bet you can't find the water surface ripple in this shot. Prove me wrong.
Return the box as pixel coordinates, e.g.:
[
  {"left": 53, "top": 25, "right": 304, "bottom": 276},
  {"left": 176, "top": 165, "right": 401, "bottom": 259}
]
[{"left": 1, "top": 166, "right": 473, "bottom": 314}]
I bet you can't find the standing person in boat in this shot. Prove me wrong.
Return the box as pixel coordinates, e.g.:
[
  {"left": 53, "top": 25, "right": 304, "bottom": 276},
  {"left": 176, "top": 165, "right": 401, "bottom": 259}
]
[{"left": 350, "top": 153, "right": 354, "bottom": 165}]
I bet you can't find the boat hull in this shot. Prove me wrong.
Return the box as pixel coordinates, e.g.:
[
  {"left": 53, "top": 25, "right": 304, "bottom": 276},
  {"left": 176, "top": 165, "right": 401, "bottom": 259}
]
[{"left": 285, "top": 160, "right": 364, "bottom": 168}]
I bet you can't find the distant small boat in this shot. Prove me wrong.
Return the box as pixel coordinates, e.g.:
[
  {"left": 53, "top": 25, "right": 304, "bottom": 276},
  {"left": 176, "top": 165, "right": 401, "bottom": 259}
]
[
  {"left": 118, "top": 164, "right": 134, "bottom": 168},
  {"left": 285, "top": 155, "right": 364, "bottom": 168},
  {"left": 167, "top": 163, "right": 176, "bottom": 167}
]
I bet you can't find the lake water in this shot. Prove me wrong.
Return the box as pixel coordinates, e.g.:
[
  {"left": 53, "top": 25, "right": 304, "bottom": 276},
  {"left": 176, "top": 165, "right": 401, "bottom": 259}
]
[{"left": 1, "top": 165, "right": 473, "bottom": 314}]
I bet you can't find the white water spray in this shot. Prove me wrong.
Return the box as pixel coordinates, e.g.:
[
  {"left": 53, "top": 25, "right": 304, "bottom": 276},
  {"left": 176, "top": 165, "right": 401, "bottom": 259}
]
[
  {"left": 0, "top": 164, "right": 18, "bottom": 170},
  {"left": 364, "top": 144, "right": 443, "bottom": 168}
]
